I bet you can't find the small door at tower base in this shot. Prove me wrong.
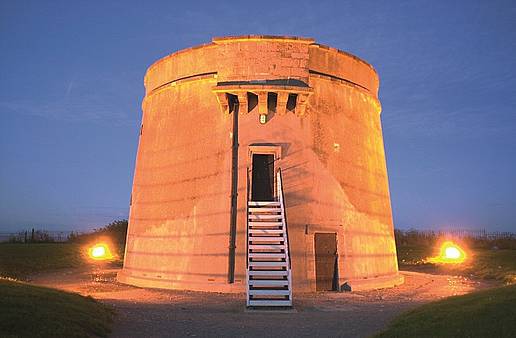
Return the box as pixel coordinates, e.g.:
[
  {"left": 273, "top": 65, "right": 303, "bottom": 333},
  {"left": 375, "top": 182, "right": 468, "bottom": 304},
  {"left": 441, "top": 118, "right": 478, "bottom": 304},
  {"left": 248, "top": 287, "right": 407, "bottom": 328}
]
[{"left": 315, "top": 233, "right": 339, "bottom": 291}]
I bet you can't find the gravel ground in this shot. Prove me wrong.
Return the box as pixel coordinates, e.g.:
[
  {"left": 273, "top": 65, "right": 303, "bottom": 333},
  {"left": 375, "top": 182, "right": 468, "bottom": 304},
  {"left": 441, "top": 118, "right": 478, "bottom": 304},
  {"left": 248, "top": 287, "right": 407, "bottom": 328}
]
[{"left": 30, "top": 267, "right": 495, "bottom": 338}]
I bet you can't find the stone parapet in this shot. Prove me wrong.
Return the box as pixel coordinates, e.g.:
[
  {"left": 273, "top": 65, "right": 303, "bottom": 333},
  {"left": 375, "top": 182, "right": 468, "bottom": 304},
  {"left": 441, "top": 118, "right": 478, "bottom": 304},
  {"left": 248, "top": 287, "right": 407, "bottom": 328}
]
[{"left": 143, "top": 35, "right": 378, "bottom": 99}]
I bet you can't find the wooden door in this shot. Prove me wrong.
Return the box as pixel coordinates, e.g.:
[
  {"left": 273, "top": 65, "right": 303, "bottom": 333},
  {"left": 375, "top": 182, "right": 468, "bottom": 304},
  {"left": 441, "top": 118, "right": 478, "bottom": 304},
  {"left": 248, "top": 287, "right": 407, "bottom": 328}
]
[{"left": 315, "top": 233, "right": 338, "bottom": 291}]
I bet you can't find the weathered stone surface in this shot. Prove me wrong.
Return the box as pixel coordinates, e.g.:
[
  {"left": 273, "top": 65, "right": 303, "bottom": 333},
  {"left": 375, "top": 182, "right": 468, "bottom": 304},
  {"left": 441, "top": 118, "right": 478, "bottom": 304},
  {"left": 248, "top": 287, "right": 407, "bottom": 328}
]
[{"left": 118, "top": 35, "right": 402, "bottom": 293}]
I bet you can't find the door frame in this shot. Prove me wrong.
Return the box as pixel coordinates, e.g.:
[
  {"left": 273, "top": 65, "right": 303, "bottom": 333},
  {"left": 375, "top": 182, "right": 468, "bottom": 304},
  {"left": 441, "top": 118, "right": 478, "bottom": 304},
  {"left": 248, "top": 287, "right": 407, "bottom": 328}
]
[{"left": 247, "top": 145, "right": 282, "bottom": 201}]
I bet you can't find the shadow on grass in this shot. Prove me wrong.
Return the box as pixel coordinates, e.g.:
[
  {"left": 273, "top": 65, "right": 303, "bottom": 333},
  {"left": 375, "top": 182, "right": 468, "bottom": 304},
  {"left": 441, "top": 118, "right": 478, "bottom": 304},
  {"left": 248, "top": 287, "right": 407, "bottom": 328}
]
[
  {"left": 375, "top": 284, "right": 516, "bottom": 338},
  {"left": 0, "top": 279, "right": 113, "bottom": 338}
]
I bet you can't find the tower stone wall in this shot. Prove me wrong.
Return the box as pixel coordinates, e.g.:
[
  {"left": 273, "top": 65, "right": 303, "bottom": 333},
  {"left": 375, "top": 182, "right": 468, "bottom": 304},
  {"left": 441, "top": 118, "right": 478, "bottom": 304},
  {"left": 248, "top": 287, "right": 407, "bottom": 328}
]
[{"left": 118, "top": 35, "right": 403, "bottom": 292}]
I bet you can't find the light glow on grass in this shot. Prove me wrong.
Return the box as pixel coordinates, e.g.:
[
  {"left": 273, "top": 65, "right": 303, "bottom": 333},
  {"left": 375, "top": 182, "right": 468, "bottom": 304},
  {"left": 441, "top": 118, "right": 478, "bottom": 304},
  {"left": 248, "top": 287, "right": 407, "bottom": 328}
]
[{"left": 428, "top": 241, "right": 467, "bottom": 264}]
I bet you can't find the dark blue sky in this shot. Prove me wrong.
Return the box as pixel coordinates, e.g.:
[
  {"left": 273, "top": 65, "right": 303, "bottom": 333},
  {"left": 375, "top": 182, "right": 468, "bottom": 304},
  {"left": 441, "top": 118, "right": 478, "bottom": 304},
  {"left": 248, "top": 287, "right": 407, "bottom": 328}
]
[{"left": 1, "top": 0, "right": 515, "bottom": 232}]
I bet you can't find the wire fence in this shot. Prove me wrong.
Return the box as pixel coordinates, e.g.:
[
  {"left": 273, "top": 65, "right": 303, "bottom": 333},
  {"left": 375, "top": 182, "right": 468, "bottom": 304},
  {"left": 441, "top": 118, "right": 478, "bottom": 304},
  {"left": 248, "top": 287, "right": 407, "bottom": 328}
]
[
  {"left": 396, "top": 228, "right": 515, "bottom": 239},
  {"left": 0, "top": 229, "right": 84, "bottom": 243},
  {"left": 1, "top": 227, "right": 514, "bottom": 246}
]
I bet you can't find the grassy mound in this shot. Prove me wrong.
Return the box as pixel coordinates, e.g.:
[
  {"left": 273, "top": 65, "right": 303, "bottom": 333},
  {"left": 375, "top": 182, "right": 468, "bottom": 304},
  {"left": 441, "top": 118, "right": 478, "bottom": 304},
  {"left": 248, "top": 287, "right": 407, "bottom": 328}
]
[
  {"left": 0, "top": 243, "right": 84, "bottom": 280},
  {"left": 0, "top": 279, "right": 112, "bottom": 338},
  {"left": 376, "top": 284, "right": 516, "bottom": 338}
]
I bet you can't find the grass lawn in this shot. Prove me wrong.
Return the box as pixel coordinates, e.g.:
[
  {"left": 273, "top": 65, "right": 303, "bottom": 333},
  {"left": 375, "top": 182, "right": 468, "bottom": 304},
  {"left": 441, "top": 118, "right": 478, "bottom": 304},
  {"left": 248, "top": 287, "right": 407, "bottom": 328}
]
[
  {"left": 0, "top": 243, "right": 85, "bottom": 280},
  {"left": 375, "top": 284, "right": 516, "bottom": 338},
  {"left": 0, "top": 279, "right": 113, "bottom": 338},
  {"left": 397, "top": 245, "right": 516, "bottom": 284}
]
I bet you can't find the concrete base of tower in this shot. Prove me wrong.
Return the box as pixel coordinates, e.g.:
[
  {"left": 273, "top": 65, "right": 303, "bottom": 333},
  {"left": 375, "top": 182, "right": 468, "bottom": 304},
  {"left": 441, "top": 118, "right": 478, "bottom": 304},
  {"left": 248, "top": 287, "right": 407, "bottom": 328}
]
[
  {"left": 118, "top": 269, "right": 404, "bottom": 294},
  {"left": 117, "top": 270, "right": 245, "bottom": 293},
  {"left": 344, "top": 272, "right": 405, "bottom": 292}
]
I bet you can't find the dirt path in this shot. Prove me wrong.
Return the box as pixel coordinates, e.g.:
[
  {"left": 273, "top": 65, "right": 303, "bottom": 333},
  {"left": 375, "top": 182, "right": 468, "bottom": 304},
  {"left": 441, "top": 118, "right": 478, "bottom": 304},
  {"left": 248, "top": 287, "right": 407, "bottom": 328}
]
[{"left": 30, "top": 267, "right": 495, "bottom": 338}]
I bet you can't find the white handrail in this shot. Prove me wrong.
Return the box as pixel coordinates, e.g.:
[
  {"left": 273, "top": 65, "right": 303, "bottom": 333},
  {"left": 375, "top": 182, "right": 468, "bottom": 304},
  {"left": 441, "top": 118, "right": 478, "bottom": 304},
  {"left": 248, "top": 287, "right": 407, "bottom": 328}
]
[
  {"left": 246, "top": 168, "right": 250, "bottom": 306},
  {"left": 277, "top": 169, "right": 292, "bottom": 304}
]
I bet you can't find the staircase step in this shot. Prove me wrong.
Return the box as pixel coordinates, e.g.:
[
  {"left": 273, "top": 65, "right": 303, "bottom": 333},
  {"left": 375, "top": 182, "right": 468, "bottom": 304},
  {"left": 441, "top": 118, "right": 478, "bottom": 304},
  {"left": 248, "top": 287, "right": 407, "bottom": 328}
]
[
  {"left": 249, "top": 236, "right": 284, "bottom": 242},
  {"left": 249, "top": 214, "right": 283, "bottom": 220},
  {"left": 249, "top": 229, "right": 283, "bottom": 235},
  {"left": 248, "top": 270, "right": 288, "bottom": 276},
  {"left": 248, "top": 201, "right": 281, "bottom": 207},
  {"left": 249, "top": 289, "right": 290, "bottom": 296},
  {"left": 248, "top": 299, "right": 292, "bottom": 307},
  {"left": 249, "top": 253, "right": 286, "bottom": 258},
  {"left": 249, "top": 244, "right": 285, "bottom": 250},
  {"left": 249, "top": 280, "right": 289, "bottom": 286},
  {"left": 249, "top": 207, "right": 281, "bottom": 213},
  {"left": 248, "top": 221, "right": 282, "bottom": 227},
  {"left": 249, "top": 261, "right": 287, "bottom": 267}
]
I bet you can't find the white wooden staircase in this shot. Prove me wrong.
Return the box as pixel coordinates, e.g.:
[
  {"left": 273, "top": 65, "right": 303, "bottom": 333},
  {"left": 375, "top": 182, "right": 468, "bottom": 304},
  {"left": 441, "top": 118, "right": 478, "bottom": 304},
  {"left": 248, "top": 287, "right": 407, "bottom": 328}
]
[{"left": 246, "top": 169, "right": 292, "bottom": 307}]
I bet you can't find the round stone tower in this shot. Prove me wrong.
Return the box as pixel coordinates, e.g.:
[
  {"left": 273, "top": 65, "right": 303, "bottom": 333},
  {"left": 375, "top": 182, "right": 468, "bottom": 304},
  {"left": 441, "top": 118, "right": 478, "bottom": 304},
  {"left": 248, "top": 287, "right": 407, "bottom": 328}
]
[{"left": 118, "top": 35, "right": 403, "bottom": 294}]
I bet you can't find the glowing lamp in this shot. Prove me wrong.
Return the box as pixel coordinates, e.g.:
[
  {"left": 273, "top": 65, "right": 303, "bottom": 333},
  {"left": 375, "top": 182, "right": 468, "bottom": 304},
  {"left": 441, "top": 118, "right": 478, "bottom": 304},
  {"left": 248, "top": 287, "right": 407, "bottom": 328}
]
[
  {"left": 88, "top": 243, "right": 114, "bottom": 261},
  {"left": 444, "top": 246, "right": 461, "bottom": 259},
  {"left": 92, "top": 245, "right": 106, "bottom": 257}
]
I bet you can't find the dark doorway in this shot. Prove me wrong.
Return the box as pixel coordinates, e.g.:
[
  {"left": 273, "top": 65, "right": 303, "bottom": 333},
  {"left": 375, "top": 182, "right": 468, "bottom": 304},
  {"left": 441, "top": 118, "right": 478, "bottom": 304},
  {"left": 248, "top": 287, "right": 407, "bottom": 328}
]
[
  {"left": 251, "top": 154, "right": 275, "bottom": 201},
  {"left": 314, "top": 233, "right": 338, "bottom": 291}
]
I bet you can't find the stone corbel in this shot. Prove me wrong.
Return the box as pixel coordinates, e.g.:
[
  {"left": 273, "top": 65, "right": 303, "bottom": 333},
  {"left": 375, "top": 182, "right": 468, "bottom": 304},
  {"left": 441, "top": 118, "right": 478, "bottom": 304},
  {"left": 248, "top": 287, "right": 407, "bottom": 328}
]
[
  {"left": 276, "top": 92, "right": 289, "bottom": 116},
  {"left": 237, "top": 93, "right": 248, "bottom": 115},
  {"left": 257, "top": 92, "right": 268, "bottom": 115},
  {"left": 215, "top": 92, "right": 229, "bottom": 115},
  {"left": 296, "top": 93, "right": 310, "bottom": 117}
]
